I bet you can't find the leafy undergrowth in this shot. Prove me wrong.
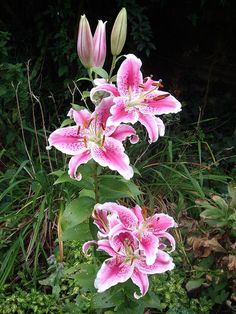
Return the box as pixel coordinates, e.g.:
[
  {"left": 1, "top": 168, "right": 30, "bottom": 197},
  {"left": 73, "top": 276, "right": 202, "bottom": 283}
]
[{"left": 1, "top": 124, "right": 235, "bottom": 313}]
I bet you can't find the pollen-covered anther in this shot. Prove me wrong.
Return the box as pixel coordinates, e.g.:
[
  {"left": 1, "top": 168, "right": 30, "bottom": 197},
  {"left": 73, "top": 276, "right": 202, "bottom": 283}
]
[
  {"left": 151, "top": 93, "right": 170, "bottom": 101},
  {"left": 77, "top": 126, "right": 81, "bottom": 135},
  {"left": 101, "top": 135, "right": 106, "bottom": 147},
  {"left": 152, "top": 80, "right": 164, "bottom": 88},
  {"left": 87, "top": 117, "right": 94, "bottom": 127},
  {"left": 101, "top": 123, "right": 105, "bottom": 131},
  {"left": 83, "top": 136, "right": 88, "bottom": 147}
]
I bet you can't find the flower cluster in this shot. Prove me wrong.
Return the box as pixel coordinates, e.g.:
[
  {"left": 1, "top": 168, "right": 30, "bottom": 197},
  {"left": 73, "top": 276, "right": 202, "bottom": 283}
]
[
  {"left": 48, "top": 53, "right": 181, "bottom": 180},
  {"left": 47, "top": 8, "right": 180, "bottom": 299},
  {"left": 83, "top": 202, "right": 176, "bottom": 299}
]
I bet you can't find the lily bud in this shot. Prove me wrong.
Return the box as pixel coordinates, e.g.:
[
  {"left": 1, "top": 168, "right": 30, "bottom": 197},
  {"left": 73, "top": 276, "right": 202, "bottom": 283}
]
[
  {"left": 77, "top": 15, "right": 93, "bottom": 68},
  {"left": 93, "top": 20, "right": 107, "bottom": 67},
  {"left": 111, "top": 8, "right": 127, "bottom": 56}
]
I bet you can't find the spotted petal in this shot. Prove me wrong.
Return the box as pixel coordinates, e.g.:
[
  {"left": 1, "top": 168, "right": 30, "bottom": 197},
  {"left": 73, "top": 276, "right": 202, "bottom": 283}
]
[
  {"left": 110, "top": 124, "right": 139, "bottom": 144},
  {"left": 68, "top": 108, "right": 91, "bottom": 126},
  {"left": 91, "top": 137, "right": 133, "bottom": 180},
  {"left": 131, "top": 268, "right": 149, "bottom": 299},
  {"left": 90, "top": 83, "right": 120, "bottom": 104},
  {"left": 94, "top": 257, "right": 134, "bottom": 293},
  {"left": 92, "top": 97, "right": 115, "bottom": 129},
  {"left": 138, "top": 231, "right": 160, "bottom": 266},
  {"left": 48, "top": 126, "right": 86, "bottom": 155},
  {"left": 96, "top": 202, "right": 138, "bottom": 230},
  {"left": 107, "top": 98, "right": 139, "bottom": 127},
  {"left": 140, "top": 90, "right": 182, "bottom": 115},
  {"left": 139, "top": 113, "right": 165, "bottom": 143},
  {"left": 117, "top": 54, "right": 143, "bottom": 97},
  {"left": 147, "top": 213, "right": 176, "bottom": 234},
  {"left": 136, "top": 250, "right": 175, "bottom": 274},
  {"left": 68, "top": 150, "right": 92, "bottom": 180}
]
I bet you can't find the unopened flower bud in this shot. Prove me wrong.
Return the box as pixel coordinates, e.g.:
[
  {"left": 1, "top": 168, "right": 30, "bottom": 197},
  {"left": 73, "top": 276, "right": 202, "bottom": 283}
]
[
  {"left": 93, "top": 20, "right": 107, "bottom": 67},
  {"left": 111, "top": 8, "right": 127, "bottom": 56},
  {"left": 77, "top": 15, "right": 93, "bottom": 68}
]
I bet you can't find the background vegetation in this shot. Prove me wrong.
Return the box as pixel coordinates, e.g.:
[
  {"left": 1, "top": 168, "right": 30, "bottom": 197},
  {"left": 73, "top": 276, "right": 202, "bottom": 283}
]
[{"left": 0, "top": 0, "right": 235, "bottom": 313}]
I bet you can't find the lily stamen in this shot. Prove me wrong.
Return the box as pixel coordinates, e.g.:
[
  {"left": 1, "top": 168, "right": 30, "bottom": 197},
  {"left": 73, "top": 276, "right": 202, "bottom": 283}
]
[{"left": 83, "top": 136, "right": 88, "bottom": 148}]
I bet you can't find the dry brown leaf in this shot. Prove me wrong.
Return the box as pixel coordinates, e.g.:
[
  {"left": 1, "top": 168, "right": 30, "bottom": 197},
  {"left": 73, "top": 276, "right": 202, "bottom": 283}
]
[
  {"left": 187, "top": 236, "right": 226, "bottom": 257},
  {"left": 222, "top": 255, "right": 236, "bottom": 271}
]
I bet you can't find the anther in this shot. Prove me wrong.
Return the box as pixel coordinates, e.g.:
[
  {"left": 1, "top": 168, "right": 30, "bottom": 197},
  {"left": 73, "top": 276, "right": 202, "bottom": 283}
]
[
  {"left": 101, "top": 135, "right": 105, "bottom": 147},
  {"left": 152, "top": 93, "right": 170, "bottom": 101},
  {"left": 87, "top": 117, "right": 94, "bottom": 128},
  {"left": 77, "top": 126, "right": 81, "bottom": 135},
  {"left": 83, "top": 136, "right": 88, "bottom": 148}
]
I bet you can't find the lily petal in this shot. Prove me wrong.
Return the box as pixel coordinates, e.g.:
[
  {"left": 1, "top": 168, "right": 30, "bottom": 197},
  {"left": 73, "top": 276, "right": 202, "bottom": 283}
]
[
  {"left": 82, "top": 240, "right": 97, "bottom": 256},
  {"left": 131, "top": 268, "right": 149, "bottom": 299},
  {"left": 67, "top": 108, "right": 91, "bottom": 126},
  {"left": 107, "top": 97, "right": 139, "bottom": 127},
  {"left": 139, "top": 113, "right": 165, "bottom": 143},
  {"left": 117, "top": 54, "right": 143, "bottom": 96},
  {"left": 158, "top": 232, "right": 176, "bottom": 252},
  {"left": 68, "top": 150, "right": 92, "bottom": 180},
  {"left": 91, "top": 138, "right": 133, "bottom": 180},
  {"left": 94, "top": 257, "right": 134, "bottom": 292},
  {"left": 140, "top": 90, "right": 182, "bottom": 115},
  {"left": 97, "top": 239, "right": 116, "bottom": 257},
  {"left": 138, "top": 231, "right": 159, "bottom": 266},
  {"left": 90, "top": 83, "right": 120, "bottom": 104},
  {"left": 147, "top": 213, "right": 176, "bottom": 233},
  {"left": 110, "top": 124, "right": 139, "bottom": 144},
  {"left": 136, "top": 250, "right": 175, "bottom": 274},
  {"left": 96, "top": 202, "right": 138, "bottom": 230},
  {"left": 48, "top": 126, "right": 86, "bottom": 155},
  {"left": 131, "top": 205, "right": 144, "bottom": 225},
  {"left": 93, "top": 97, "right": 115, "bottom": 128},
  {"left": 110, "top": 230, "right": 136, "bottom": 254}
]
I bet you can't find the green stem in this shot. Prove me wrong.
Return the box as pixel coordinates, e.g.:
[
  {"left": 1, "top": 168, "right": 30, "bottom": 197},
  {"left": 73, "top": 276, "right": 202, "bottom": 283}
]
[
  {"left": 108, "top": 55, "right": 117, "bottom": 82},
  {"left": 93, "top": 162, "right": 99, "bottom": 204},
  {"left": 87, "top": 68, "right": 95, "bottom": 86}
]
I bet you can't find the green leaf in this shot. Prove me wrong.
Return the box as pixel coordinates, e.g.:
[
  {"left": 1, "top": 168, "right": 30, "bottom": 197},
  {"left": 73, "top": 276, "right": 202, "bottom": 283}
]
[
  {"left": 79, "top": 189, "right": 95, "bottom": 199},
  {"left": 60, "top": 118, "right": 73, "bottom": 127},
  {"left": 91, "top": 291, "right": 115, "bottom": 309},
  {"left": 61, "top": 196, "right": 95, "bottom": 230},
  {"left": 82, "top": 91, "right": 90, "bottom": 99},
  {"left": 53, "top": 172, "right": 94, "bottom": 190},
  {"left": 75, "top": 264, "right": 97, "bottom": 291},
  {"left": 71, "top": 103, "right": 87, "bottom": 111},
  {"left": 91, "top": 67, "right": 109, "bottom": 80},
  {"left": 61, "top": 221, "right": 92, "bottom": 241},
  {"left": 186, "top": 278, "right": 204, "bottom": 291},
  {"left": 200, "top": 208, "right": 225, "bottom": 220},
  {"left": 211, "top": 195, "right": 228, "bottom": 211},
  {"left": 141, "top": 291, "right": 161, "bottom": 309},
  {"left": 99, "top": 175, "right": 142, "bottom": 202}
]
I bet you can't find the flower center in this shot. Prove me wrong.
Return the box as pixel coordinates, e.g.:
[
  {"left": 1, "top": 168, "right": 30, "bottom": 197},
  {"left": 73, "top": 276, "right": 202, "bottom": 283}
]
[{"left": 78, "top": 115, "right": 106, "bottom": 148}]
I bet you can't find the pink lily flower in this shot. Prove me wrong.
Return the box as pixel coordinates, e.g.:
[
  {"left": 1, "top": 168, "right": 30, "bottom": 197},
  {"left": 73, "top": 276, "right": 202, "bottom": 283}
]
[
  {"left": 90, "top": 54, "right": 181, "bottom": 143},
  {"left": 48, "top": 98, "right": 138, "bottom": 180},
  {"left": 83, "top": 230, "right": 175, "bottom": 299},
  {"left": 93, "top": 202, "right": 176, "bottom": 266}
]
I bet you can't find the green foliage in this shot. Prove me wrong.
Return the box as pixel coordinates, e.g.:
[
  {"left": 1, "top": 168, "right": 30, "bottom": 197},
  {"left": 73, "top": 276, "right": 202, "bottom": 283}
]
[
  {"left": 196, "top": 183, "right": 236, "bottom": 232},
  {"left": 0, "top": 288, "right": 63, "bottom": 314}
]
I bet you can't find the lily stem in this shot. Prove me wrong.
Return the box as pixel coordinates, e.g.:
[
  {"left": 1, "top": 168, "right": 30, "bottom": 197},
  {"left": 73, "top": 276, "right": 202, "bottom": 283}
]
[
  {"left": 87, "top": 68, "right": 95, "bottom": 86},
  {"left": 108, "top": 55, "right": 117, "bottom": 82},
  {"left": 93, "top": 162, "right": 99, "bottom": 204}
]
